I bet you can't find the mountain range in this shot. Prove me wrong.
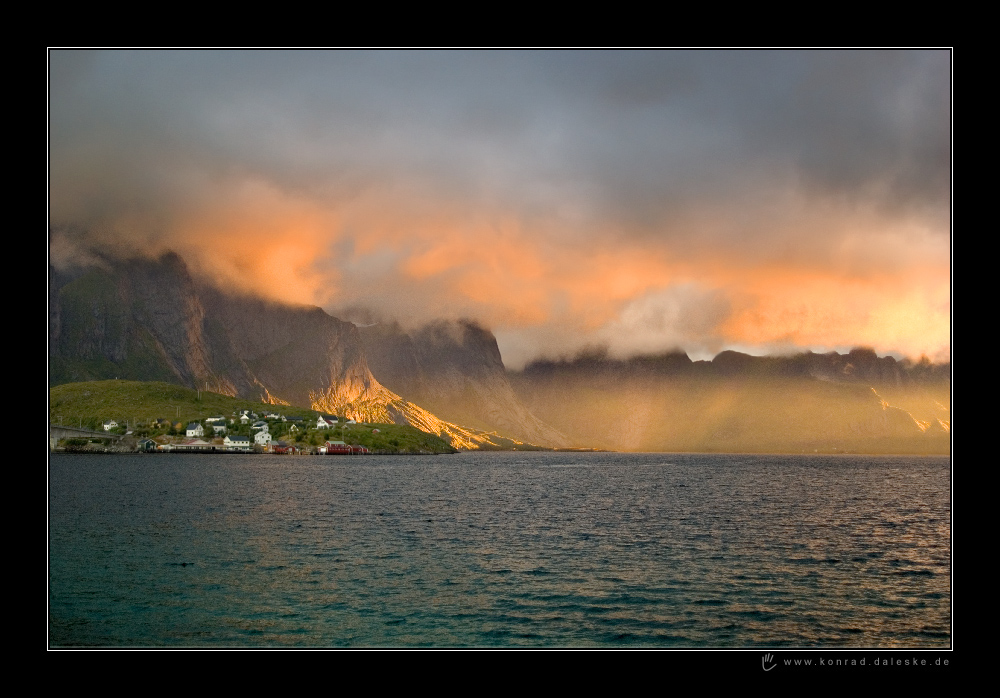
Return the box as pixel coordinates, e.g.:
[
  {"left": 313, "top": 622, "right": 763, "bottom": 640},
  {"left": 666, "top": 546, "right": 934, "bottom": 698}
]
[
  {"left": 49, "top": 251, "right": 949, "bottom": 453},
  {"left": 48, "top": 251, "right": 560, "bottom": 449},
  {"left": 510, "top": 348, "right": 950, "bottom": 453}
]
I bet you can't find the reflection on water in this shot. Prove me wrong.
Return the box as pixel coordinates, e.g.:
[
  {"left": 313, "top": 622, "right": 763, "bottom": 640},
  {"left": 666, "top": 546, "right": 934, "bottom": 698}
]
[{"left": 49, "top": 452, "right": 950, "bottom": 647}]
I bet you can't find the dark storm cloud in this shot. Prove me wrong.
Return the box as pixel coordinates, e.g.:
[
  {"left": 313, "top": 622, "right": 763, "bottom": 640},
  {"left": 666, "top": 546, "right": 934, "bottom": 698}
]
[
  {"left": 51, "top": 50, "right": 949, "bottom": 232},
  {"left": 547, "top": 50, "right": 950, "bottom": 241}
]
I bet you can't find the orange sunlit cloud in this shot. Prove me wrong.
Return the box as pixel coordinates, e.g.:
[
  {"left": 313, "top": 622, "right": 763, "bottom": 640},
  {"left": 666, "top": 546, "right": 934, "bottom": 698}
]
[
  {"left": 152, "top": 178, "right": 342, "bottom": 307},
  {"left": 136, "top": 179, "right": 950, "bottom": 366},
  {"left": 70, "top": 172, "right": 948, "bottom": 368},
  {"left": 717, "top": 267, "right": 950, "bottom": 359}
]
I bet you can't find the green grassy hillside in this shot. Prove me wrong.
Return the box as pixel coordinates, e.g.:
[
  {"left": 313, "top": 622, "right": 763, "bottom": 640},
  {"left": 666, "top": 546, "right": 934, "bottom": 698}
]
[{"left": 49, "top": 380, "right": 301, "bottom": 427}]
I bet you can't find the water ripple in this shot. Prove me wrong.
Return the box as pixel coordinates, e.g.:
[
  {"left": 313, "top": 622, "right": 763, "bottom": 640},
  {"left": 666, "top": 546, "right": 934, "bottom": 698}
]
[{"left": 50, "top": 452, "right": 950, "bottom": 647}]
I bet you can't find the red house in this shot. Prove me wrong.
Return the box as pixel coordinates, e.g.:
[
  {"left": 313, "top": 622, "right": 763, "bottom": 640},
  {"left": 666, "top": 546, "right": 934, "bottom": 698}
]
[{"left": 323, "top": 441, "right": 369, "bottom": 455}]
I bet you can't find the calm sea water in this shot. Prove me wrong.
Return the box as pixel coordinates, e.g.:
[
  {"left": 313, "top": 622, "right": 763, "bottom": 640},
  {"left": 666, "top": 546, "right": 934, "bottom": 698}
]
[{"left": 49, "top": 452, "right": 950, "bottom": 648}]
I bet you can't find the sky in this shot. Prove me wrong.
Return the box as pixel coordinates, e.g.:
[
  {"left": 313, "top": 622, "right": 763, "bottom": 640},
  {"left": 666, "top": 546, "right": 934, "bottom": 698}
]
[{"left": 49, "top": 50, "right": 951, "bottom": 368}]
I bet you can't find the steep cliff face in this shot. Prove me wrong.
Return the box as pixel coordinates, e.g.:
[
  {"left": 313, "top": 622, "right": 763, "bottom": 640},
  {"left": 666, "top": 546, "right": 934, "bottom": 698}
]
[
  {"left": 50, "top": 253, "right": 397, "bottom": 409},
  {"left": 50, "top": 253, "right": 219, "bottom": 389},
  {"left": 359, "top": 320, "right": 570, "bottom": 448},
  {"left": 197, "top": 288, "right": 369, "bottom": 407}
]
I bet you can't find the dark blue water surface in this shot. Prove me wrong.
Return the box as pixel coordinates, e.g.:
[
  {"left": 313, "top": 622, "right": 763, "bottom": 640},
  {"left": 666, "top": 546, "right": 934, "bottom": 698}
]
[{"left": 49, "top": 452, "right": 950, "bottom": 647}]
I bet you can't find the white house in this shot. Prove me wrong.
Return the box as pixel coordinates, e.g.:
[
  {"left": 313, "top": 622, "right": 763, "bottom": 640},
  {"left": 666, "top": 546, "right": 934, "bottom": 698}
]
[
  {"left": 224, "top": 435, "right": 251, "bottom": 451},
  {"left": 186, "top": 422, "right": 205, "bottom": 437},
  {"left": 254, "top": 430, "right": 272, "bottom": 446},
  {"left": 103, "top": 420, "right": 118, "bottom": 431}
]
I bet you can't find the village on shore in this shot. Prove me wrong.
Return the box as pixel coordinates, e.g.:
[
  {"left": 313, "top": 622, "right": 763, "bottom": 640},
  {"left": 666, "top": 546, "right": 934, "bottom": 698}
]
[{"left": 55, "top": 408, "right": 453, "bottom": 455}]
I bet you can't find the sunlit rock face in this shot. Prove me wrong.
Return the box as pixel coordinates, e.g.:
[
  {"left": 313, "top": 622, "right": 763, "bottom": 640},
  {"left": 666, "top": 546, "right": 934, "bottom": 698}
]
[
  {"left": 198, "top": 287, "right": 374, "bottom": 410},
  {"left": 359, "top": 320, "right": 570, "bottom": 448}
]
